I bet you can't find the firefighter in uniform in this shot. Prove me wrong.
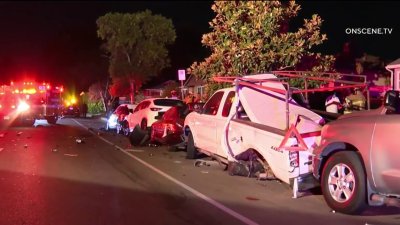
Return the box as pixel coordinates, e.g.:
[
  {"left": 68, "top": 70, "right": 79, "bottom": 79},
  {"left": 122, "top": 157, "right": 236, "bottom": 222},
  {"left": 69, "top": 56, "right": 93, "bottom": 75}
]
[{"left": 344, "top": 88, "right": 366, "bottom": 112}]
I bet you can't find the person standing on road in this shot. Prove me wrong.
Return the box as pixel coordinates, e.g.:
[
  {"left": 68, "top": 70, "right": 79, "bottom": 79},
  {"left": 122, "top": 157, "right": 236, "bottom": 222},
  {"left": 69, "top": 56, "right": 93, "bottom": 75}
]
[{"left": 325, "top": 92, "right": 342, "bottom": 113}]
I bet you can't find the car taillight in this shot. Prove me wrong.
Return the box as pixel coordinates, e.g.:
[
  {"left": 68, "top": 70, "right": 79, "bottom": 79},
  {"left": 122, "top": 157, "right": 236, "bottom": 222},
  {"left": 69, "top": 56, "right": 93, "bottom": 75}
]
[
  {"left": 289, "top": 151, "right": 299, "bottom": 168},
  {"left": 150, "top": 107, "right": 162, "bottom": 111},
  {"left": 167, "top": 124, "right": 178, "bottom": 133}
]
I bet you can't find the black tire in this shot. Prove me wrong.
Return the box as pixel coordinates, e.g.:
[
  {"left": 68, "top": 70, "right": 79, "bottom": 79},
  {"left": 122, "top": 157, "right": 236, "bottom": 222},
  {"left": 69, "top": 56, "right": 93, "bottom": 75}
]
[
  {"left": 321, "top": 151, "right": 367, "bottom": 214},
  {"left": 186, "top": 132, "right": 198, "bottom": 159}
]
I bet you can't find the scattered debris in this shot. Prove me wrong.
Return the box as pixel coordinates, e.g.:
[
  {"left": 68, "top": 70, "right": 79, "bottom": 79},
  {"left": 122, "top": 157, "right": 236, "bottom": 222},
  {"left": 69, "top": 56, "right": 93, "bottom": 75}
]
[
  {"left": 24, "top": 144, "right": 28, "bottom": 149},
  {"left": 200, "top": 171, "right": 209, "bottom": 174},
  {"left": 128, "top": 125, "right": 150, "bottom": 146},
  {"left": 245, "top": 196, "right": 260, "bottom": 201},
  {"left": 52, "top": 148, "right": 58, "bottom": 152},
  {"left": 227, "top": 160, "right": 265, "bottom": 178},
  {"left": 256, "top": 172, "right": 275, "bottom": 181},
  {"left": 125, "top": 149, "right": 144, "bottom": 153},
  {"left": 194, "top": 160, "right": 211, "bottom": 167},
  {"left": 148, "top": 153, "right": 154, "bottom": 157},
  {"left": 330, "top": 210, "right": 336, "bottom": 214},
  {"left": 17, "top": 132, "right": 23, "bottom": 136},
  {"left": 75, "top": 138, "right": 83, "bottom": 144},
  {"left": 64, "top": 153, "right": 78, "bottom": 157},
  {"left": 173, "top": 160, "right": 182, "bottom": 164}
]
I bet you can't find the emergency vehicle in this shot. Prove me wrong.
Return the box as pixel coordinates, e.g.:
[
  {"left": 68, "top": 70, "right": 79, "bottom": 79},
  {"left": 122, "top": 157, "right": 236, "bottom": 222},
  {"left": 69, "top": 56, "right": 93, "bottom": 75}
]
[{"left": 0, "top": 81, "right": 64, "bottom": 126}]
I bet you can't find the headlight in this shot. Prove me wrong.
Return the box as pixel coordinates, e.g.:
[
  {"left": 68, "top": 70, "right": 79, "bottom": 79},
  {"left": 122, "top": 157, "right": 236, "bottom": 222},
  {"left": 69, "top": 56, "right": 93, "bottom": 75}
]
[
  {"left": 109, "top": 114, "right": 117, "bottom": 121},
  {"left": 108, "top": 114, "right": 118, "bottom": 126},
  {"left": 17, "top": 101, "right": 30, "bottom": 112}
]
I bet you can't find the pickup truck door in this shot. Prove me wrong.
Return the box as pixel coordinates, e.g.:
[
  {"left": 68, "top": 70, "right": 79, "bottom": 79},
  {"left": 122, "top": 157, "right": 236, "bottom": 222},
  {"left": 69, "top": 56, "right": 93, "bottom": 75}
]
[
  {"left": 194, "top": 91, "right": 225, "bottom": 153},
  {"left": 370, "top": 114, "right": 400, "bottom": 194},
  {"left": 216, "top": 91, "right": 236, "bottom": 157}
]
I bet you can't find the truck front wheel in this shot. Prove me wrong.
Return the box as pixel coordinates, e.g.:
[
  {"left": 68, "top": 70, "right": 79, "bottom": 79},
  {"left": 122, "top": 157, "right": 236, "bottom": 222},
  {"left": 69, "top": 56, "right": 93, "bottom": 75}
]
[
  {"left": 186, "top": 132, "right": 198, "bottom": 159},
  {"left": 321, "top": 151, "right": 367, "bottom": 214}
]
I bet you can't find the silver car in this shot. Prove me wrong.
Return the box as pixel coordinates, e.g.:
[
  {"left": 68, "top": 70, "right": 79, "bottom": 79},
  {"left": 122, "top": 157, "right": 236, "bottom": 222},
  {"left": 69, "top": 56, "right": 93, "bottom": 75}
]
[{"left": 313, "top": 90, "right": 400, "bottom": 214}]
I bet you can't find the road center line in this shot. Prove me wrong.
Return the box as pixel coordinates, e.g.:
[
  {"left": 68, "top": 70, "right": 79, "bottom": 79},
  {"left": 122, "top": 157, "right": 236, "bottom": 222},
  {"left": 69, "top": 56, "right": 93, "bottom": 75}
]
[{"left": 73, "top": 119, "right": 259, "bottom": 225}]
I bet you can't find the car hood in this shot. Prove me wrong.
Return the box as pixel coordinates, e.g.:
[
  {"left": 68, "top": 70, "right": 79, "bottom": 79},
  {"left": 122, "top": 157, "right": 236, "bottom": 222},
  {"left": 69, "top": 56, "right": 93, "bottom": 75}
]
[{"left": 337, "top": 107, "right": 385, "bottom": 120}]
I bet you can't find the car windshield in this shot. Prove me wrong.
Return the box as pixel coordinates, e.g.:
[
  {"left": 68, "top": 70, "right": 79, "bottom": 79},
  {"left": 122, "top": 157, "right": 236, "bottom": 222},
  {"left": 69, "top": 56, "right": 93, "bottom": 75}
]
[{"left": 153, "top": 99, "right": 183, "bottom": 107}]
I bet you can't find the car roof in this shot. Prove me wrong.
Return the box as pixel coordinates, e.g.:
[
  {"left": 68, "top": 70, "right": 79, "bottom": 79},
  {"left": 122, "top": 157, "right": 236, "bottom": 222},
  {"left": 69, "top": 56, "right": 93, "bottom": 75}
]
[
  {"left": 142, "top": 97, "right": 183, "bottom": 101},
  {"left": 119, "top": 103, "right": 136, "bottom": 109}
]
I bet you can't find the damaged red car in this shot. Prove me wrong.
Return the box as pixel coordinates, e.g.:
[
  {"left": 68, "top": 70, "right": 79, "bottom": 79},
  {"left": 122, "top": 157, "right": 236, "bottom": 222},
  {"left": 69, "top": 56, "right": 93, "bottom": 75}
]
[
  {"left": 150, "top": 104, "right": 186, "bottom": 145},
  {"left": 150, "top": 103, "right": 203, "bottom": 145}
]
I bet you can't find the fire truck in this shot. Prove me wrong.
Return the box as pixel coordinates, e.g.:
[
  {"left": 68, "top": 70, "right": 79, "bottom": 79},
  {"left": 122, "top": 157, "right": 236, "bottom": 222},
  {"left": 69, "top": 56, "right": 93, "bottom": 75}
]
[{"left": 0, "top": 81, "right": 64, "bottom": 126}]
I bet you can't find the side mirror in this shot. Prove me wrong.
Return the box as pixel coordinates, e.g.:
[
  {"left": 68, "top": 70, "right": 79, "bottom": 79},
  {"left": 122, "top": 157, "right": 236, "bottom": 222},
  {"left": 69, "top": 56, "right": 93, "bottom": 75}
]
[{"left": 384, "top": 90, "right": 399, "bottom": 112}]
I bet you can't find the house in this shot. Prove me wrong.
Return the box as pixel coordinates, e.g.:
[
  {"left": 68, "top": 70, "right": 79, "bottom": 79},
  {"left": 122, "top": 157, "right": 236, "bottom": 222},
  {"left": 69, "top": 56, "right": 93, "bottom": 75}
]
[
  {"left": 386, "top": 58, "right": 400, "bottom": 90},
  {"left": 142, "top": 80, "right": 178, "bottom": 99},
  {"left": 183, "top": 74, "right": 207, "bottom": 101}
]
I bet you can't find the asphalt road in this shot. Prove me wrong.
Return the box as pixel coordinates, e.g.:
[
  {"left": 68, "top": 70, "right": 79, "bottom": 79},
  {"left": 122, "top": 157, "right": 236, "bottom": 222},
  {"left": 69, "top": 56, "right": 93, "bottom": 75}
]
[{"left": 0, "top": 117, "right": 399, "bottom": 225}]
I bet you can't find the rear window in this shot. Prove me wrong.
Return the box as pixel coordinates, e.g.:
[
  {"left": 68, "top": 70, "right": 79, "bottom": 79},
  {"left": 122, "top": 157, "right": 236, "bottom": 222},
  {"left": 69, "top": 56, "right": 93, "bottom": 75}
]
[{"left": 153, "top": 99, "right": 184, "bottom": 107}]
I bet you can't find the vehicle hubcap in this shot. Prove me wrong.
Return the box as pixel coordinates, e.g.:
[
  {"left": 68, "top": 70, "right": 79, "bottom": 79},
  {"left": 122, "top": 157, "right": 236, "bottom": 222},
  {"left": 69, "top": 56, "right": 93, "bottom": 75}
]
[{"left": 327, "top": 163, "right": 355, "bottom": 203}]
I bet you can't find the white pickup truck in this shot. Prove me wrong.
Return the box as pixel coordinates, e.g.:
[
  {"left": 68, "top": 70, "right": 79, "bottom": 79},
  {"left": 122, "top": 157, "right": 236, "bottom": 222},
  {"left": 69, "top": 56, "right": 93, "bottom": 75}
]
[
  {"left": 183, "top": 71, "right": 370, "bottom": 195},
  {"left": 183, "top": 73, "right": 330, "bottom": 193}
]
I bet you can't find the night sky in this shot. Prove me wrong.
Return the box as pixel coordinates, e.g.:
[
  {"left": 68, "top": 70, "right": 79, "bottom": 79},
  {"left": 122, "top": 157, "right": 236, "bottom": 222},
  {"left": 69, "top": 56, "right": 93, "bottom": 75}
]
[{"left": 0, "top": 1, "right": 398, "bottom": 92}]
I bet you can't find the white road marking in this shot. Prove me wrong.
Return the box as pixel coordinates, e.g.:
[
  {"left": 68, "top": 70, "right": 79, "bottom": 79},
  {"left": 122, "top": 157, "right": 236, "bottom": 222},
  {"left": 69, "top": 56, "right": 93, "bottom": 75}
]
[
  {"left": 73, "top": 119, "right": 259, "bottom": 225},
  {"left": 125, "top": 149, "right": 145, "bottom": 152}
]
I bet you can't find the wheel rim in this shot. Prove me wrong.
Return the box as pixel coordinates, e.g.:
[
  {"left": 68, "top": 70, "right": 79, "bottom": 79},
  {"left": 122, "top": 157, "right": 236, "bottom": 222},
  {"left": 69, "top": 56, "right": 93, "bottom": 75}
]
[{"left": 327, "top": 163, "right": 356, "bottom": 203}]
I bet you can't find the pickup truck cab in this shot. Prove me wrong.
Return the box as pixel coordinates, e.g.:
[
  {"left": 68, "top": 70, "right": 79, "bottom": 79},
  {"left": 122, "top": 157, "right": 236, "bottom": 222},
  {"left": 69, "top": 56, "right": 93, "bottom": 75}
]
[{"left": 183, "top": 73, "right": 324, "bottom": 188}]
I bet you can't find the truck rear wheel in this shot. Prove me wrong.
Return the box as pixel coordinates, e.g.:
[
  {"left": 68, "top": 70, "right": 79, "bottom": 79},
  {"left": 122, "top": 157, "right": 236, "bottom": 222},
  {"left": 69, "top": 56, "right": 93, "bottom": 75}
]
[
  {"left": 321, "top": 151, "right": 367, "bottom": 214},
  {"left": 186, "top": 132, "right": 198, "bottom": 159}
]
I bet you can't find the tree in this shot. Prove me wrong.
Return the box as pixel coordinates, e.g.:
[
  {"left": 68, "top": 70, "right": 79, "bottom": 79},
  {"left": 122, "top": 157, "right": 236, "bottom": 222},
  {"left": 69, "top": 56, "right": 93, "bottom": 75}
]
[
  {"left": 188, "top": 1, "right": 335, "bottom": 93},
  {"left": 97, "top": 10, "right": 176, "bottom": 103},
  {"left": 108, "top": 77, "right": 135, "bottom": 98},
  {"left": 88, "top": 81, "right": 108, "bottom": 112}
]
